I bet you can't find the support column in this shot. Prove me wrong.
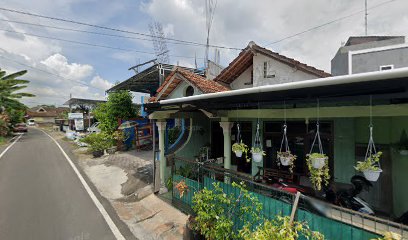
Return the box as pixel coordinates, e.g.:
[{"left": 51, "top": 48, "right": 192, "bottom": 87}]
[
  {"left": 219, "top": 121, "right": 233, "bottom": 170},
  {"left": 156, "top": 120, "right": 167, "bottom": 186}
]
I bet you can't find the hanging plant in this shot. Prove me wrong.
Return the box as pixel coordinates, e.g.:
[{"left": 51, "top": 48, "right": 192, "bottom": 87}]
[
  {"left": 396, "top": 129, "right": 408, "bottom": 156},
  {"left": 277, "top": 123, "right": 296, "bottom": 173},
  {"left": 307, "top": 153, "right": 330, "bottom": 191},
  {"left": 356, "top": 116, "right": 383, "bottom": 182},
  {"left": 355, "top": 152, "right": 383, "bottom": 182},
  {"left": 251, "top": 147, "right": 266, "bottom": 162},
  {"left": 277, "top": 151, "right": 296, "bottom": 172},
  {"left": 232, "top": 141, "right": 248, "bottom": 158}
]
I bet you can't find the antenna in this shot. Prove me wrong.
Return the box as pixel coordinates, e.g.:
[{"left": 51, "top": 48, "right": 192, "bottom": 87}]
[
  {"left": 149, "top": 21, "right": 170, "bottom": 64},
  {"left": 365, "top": 0, "right": 368, "bottom": 36},
  {"left": 204, "top": 0, "right": 217, "bottom": 68}
]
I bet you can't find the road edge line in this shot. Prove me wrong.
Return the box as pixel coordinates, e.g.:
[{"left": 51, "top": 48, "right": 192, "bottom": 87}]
[
  {"left": 40, "top": 129, "right": 126, "bottom": 240},
  {"left": 0, "top": 134, "right": 23, "bottom": 159}
]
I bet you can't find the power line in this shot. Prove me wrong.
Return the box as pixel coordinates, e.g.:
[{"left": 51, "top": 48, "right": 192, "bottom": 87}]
[
  {"left": 264, "top": 0, "right": 397, "bottom": 47},
  {"left": 0, "top": 53, "right": 105, "bottom": 91},
  {"left": 0, "top": 7, "right": 242, "bottom": 51},
  {"left": 0, "top": 18, "right": 224, "bottom": 50},
  {"left": 0, "top": 28, "right": 201, "bottom": 59}
]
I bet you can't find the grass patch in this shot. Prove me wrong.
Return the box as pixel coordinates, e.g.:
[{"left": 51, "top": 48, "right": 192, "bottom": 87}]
[{"left": 0, "top": 136, "right": 7, "bottom": 145}]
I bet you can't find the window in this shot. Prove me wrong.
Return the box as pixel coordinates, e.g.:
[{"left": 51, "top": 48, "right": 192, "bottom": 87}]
[
  {"left": 380, "top": 65, "right": 394, "bottom": 71},
  {"left": 184, "top": 86, "right": 194, "bottom": 97},
  {"left": 263, "top": 62, "right": 267, "bottom": 78}
]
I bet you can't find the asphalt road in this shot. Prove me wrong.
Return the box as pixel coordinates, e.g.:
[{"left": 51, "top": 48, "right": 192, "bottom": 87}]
[{"left": 0, "top": 128, "right": 117, "bottom": 240}]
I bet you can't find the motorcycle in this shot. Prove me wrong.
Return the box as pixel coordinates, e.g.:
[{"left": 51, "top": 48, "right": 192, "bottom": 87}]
[{"left": 324, "top": 175, "right": 375, "bottom": 215}]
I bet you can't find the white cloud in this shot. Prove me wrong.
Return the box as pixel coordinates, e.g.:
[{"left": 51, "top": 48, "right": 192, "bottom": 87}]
[
  {"left": 90, "top": 75, "right": 113, "bottom": 90},
  {"left": 41, "top": 53, "right": 93, "bottom": 80}
]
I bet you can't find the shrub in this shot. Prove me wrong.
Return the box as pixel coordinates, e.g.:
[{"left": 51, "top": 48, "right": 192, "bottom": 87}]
[{"left": 80, "top": 132, "right": 111, "bottom": 152}]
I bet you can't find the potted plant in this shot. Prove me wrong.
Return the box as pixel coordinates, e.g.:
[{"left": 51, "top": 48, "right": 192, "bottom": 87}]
[
  {"left": 232, "top": 141, "right": 248, "bottom": 157},
  {"left": 251, "top": 147, "right": 266, "bottom": 162},
  {"left": 355, "top": 152, "right": 383, "bottom": 182},
  {"left": 306, "top": 153, "right": 330, "bottom": 191},
  {"left": 277, "top": 151, "right": 296, "bottom": 173},
  {"left": 307, "top": 153, "right": 328, "bottom": 169},
  {"left": 239, "top": 216, "right": 324, "bottom": 240},
  {"left": 80, "top": 132, "right": 110, "bottom": 158}
]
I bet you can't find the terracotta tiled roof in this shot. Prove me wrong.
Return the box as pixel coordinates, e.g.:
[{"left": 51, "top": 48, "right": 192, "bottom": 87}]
[
  {"left": 214, "top": 42, "right": 331, "bottom": 84},
  {"left": 26, "top": 107, "right": 69, "bottom": 117},
  {"left": 152, "top": 68, "right": 230, "bottom": 101}
]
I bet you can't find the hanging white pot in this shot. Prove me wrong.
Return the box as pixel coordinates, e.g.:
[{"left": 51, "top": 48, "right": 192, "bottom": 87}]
[
  {"left": 311, "top": 157, "right": 326, "bottom": 169},
  {"left": 234, "top": 150, "right": 243, "bottom": 158},
  {"left": 363, "top": 169, "right": 382, "bottom": 182},
  {"left": 279, "top": 156, "right": 293, "bottom": 166},
  {"left": 399, "top": 149, "right": 408, "bottom": 156},
  {"left": 252, "top": 152, "right": 263, "bottom": 162}
]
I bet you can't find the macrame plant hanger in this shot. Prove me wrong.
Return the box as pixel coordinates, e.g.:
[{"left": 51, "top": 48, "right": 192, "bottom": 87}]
[
  {"left": 279, "top": 101, "right": 289, "bottom": 154},
  {"left": 254, "top": 103, "right": 262, "bottom": 151},
  {"left": 310, "top": 99, "right": 324, "bottom": 155},
  {"left": 365, "top": 96, "right": 380, "bottom": 168}
]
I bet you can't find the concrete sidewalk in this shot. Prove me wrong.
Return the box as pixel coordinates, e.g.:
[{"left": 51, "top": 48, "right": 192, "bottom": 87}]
[{"left": 49, "top": 130, "right": 188, "bottom": 240}]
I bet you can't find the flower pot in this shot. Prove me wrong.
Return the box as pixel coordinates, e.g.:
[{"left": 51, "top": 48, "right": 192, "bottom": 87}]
[
  {"left": 185, "top": 216, "right": 205, "bottom": 240},
  {"left": 107, "top": 147, "right": 117, "bottom": 155},
  {"left": 92, "top": 150, "right": 104, "bottom": 158},
  {"left": 279, "top": 156, "right": 293, "bottom": 166},
  {"left": 252, "top": 152, "right": 263, "bottom": 162},
  {"left": 399, "top": 149, "right": 408, "bottom": 156},
  {"left": 234, "top": 150, "right": 243, "bottom": 157},
  {"left": 363, "top": 169, "right": 382, "bottom": 182},
  {"left": 311, "top": 157, "right": 326, "bottom": 169}
]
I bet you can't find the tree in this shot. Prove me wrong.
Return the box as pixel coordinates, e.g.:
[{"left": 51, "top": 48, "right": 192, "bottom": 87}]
[
  {"left": 93, "top": 90, "right": 139, "bottom": 134},
  {"left": 0, "top": 68, "right": 34, "bottom": 110}
]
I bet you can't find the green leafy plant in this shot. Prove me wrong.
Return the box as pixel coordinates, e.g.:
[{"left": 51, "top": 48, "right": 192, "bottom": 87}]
[
  {"left": 306, "top": 153, "right": 330, "bottom": 191},
  {"left": 355, "top": 152, "right": 382, "bottom": 172},
  {"left": 232, "top": 141, "right": 248, "bottom": 153},
  {"left": 372, "top": 231, "right": 401, "bottom": 240},
  {"left": 251, "top": 147, "right": 266, "bottom": 155},
  {"left": 93, "top": 90, "right": 139, "bottom": 134},
  {"left": 192, "top": 181, "right": 262, "bottom": 240},
  {"left": 239, "top": 216, "right": 324, "bottom": 240},
  {"left": 168, "top": 126, "right": 181, "bottom": 145},
  {"left": 277, "top": 151, "right": 297, "bottom": 173},
  {"left": 80, "top": 132, "right": 111, "bottom": 152}
]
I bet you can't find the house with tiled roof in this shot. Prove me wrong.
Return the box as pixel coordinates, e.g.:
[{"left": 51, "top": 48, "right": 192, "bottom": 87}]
[
  {"left": 26, "top": 106, "right": 69, "bottom": 124},
  {"left": 151, "top": 68, "right": 230, "bottom": 102},
  {"left": 214, "top": 41, "right": 331, "bottom": 90}
]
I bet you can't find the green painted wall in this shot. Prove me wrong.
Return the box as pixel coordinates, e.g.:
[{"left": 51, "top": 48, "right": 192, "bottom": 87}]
[
  {"left": 175, "top": 112, "right": 211, "bottom": 159},
  {"left": 333, "top": 118, "right": 356, "bottom": 184},
  {"left": 390, "top": 117, "right": 408, "bottom": 216}
]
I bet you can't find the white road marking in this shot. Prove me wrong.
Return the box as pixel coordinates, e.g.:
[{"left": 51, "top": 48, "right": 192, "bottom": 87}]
[
  {"left": 0, "top": 134, "right": 23, "bottom": 159},
  {"left": 40, "top": 129, "right": 125, "bottom": 240}
]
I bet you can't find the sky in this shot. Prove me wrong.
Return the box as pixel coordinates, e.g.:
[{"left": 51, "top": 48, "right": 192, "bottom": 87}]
[{"left": 0, "top": 0, "right": 407, "bottom": 107}]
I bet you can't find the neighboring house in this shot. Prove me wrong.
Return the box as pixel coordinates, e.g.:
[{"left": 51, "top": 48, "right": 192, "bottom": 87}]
[
  {"left": 145, "top": 40, "right": 408, "bottom": 237},
  {"left": 214, "top": 41, "right": 331, "bottom": 89},
  {"left": 26, "top": 106, "right": 69, "bottom": 124},
  {"left": 331, "top": 36, "right": 408, "bottom": 76},
  {"left": 151, "top": 68, "right": 230, "bottom": 102}
]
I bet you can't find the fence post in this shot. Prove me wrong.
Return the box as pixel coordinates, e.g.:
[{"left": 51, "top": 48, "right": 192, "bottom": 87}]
[{"left": 290, "top": 191, "right": 301, "bottom": 224}]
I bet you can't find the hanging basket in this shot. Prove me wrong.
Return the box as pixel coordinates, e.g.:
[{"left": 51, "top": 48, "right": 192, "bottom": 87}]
[
  {"left": 252, "top": 152, "right": 263, "bottom": 162},
  {"left": 277, "top": 152, "right": 295, "bottom": 166},
  {"left": 363, "top": 169, "right": 382, "bottom": 182},
  {"left": 234, "top": 150, "right": 243, "bottom": 158},
  {"left": 311, "top": 156, "right": 327, "bottom": 169}
]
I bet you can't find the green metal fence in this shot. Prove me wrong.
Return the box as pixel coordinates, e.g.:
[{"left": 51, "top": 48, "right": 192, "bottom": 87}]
[{"left": 170, "top": 156, "right": 406, "bottom": 240}]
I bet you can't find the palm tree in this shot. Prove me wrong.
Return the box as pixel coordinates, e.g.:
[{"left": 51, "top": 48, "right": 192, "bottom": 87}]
[{"left": 0, "top": 68, "right": 35, "bottom": 111}]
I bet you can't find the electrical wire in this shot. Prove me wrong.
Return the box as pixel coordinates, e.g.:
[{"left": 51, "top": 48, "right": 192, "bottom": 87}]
[
  {"left": 0, "top": 7, "right": 242, "bottom": 51},
  {"left": 264, "top": 0, "right": 398, "bottom": 47},
  {"left": 0, "top": 18, "right": 225, "bottom": 50},
  {"left": 0, "top": 28, "right": 201, "bottom": 59}
]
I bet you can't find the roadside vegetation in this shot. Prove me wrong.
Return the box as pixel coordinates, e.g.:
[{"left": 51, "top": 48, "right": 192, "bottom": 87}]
[{"left": 0, "top": 67, "right": 34, "bottom": 138}]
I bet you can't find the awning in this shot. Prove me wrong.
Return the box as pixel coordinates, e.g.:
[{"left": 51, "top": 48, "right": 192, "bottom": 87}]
[{"left": 145, "top": 68, "right": 408, "bottom": 113}]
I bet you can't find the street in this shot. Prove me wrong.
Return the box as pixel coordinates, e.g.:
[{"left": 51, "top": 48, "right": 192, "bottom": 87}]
[{"left": 0, "top": 128, "right": 117, "bottom": 240}]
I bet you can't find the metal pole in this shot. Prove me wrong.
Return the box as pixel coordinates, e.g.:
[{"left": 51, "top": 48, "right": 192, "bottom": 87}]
[{"left": 365, "top": 0, "right": 368, "bottom": 36}]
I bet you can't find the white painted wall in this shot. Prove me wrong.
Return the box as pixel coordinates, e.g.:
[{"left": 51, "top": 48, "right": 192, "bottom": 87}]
[
  {"left": 251, "top": 54, "right": 319, "bottom": 87},
  {"left": 230, "top": 66, "right": 253, "bottom": 90},
  {"left": 166, "top": 81, "right": 201, "bottom": 99}
]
